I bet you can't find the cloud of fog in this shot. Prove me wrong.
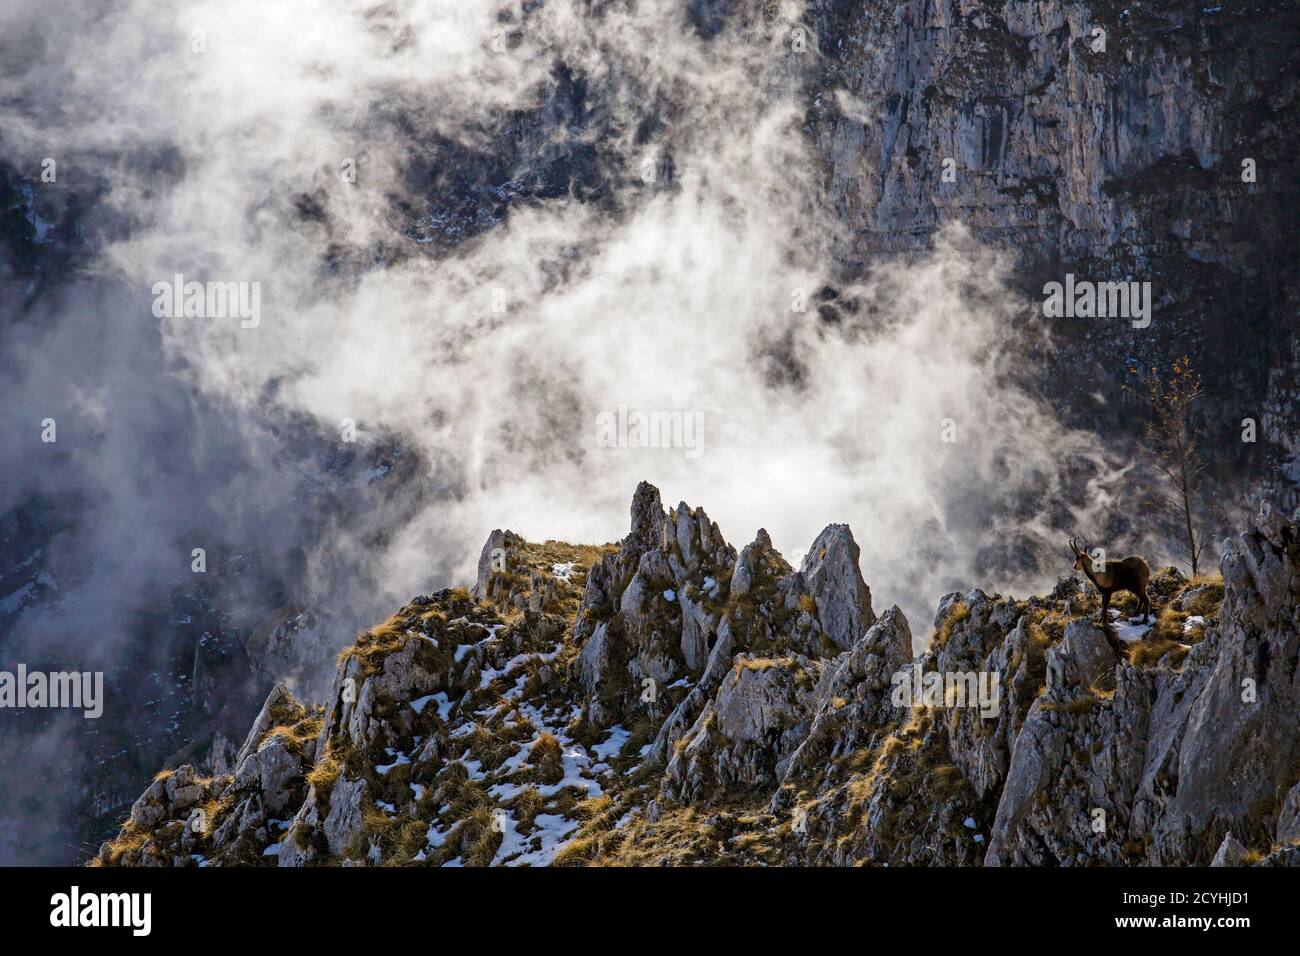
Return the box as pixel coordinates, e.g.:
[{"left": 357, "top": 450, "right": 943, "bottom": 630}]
[{"left": 2, "top": 0, "right": 1143, "bottom": 652}]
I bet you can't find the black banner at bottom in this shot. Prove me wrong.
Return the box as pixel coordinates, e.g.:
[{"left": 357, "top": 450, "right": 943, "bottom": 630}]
[{"left": 0, "top": 864, "right": 1282, "bottom": 942}]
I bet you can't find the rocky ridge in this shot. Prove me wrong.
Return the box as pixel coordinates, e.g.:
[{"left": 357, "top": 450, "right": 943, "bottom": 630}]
[{"left": 97, "top": 482, "right": 1300, "bottom": 867}]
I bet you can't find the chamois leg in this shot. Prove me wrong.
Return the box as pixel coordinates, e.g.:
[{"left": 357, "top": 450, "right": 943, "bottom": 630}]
[
  {"left": 1097, "top": 592, "right": 1125, "bottom": 657},
  {"left": 1140, "top": 587, "right": 1151, "bottom": 625}
]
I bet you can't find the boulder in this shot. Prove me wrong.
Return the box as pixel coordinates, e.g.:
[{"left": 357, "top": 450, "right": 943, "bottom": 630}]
[{"left": 1046, "top": 619, "right": 1118, "bottom": 693}]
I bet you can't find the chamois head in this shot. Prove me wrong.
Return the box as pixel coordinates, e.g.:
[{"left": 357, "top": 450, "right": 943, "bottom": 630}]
[{"left": 1069, "top": 537, "right": 1091, "bottom": 572}]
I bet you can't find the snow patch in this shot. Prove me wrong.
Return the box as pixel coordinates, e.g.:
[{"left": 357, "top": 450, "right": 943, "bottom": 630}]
[
  {"left": 592, "top": 725, "right": 631, "bottom": 762},
  {"left": 1108, "top": 609, "right": 1153, "bottom": 644},
  {"left": 376, "top": 752, "right": 410, "bottom": 775}
]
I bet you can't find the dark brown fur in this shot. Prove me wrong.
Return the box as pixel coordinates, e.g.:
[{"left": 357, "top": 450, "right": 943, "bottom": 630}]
[{"left": 1070, "top": 537, "right": 1152, "bottom": 626}]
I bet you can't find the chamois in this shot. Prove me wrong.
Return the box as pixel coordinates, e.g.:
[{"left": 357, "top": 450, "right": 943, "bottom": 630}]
[{"left": 1070, "top": 538, "right": 1151, "bottom": 626}]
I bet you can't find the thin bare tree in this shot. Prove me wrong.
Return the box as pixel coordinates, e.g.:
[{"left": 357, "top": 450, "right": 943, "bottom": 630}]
[{"left": 1132, "top": 357, "right": 1209, "bottom": 576}]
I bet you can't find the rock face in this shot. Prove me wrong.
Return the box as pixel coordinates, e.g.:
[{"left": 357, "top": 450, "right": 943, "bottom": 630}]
[
  {"left": 99, "top": 484, "right": 1300, "bottom": 867},
  {"left": 779, "top": 606, "right": 913, "bottom": 786},
  {"left": 984, "top": 509, "right": 1300, "bottom": 866},
  {"left": 663, "top": 654, "right": 826, "bottom": 802},
  {"left": 804, "top": 0, "right": 1299, "bottom": 495},
  {"left": 814, "top": 1, "right": 1237, "bottom": 261}
]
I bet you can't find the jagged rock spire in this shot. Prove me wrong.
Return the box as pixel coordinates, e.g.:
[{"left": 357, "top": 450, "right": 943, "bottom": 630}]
[
  {"left": 626, "top": 480, "right": 668, "bottom": 553},
  {"left": 800, "top": 523, "right": 875, "bottom": 649}
]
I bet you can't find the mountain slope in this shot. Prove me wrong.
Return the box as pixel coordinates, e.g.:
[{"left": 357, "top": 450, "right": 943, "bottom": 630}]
[{"left": 96, "top": 483, "right": 1300, "bottom": 866}]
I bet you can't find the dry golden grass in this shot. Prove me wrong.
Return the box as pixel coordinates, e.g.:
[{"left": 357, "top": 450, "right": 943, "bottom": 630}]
[
  {"left": 734, "top": 655, "right": 791, "bottom": 674},
  {"left": 551, "top": 834, "right": 597, "bottom": 866},
  {"left": 1181, "top": 575, "right": 1225, "bottom": 618},
  {"left": 461, "top": 805, "right": 503, "bottom": 867},
  {"left": 933, "top": 601, "right": 971, "bottom": 650},
  {"left": 1131, "top": 638, "right": 1190, "bottom": 669},
  {"left": 509, "top": 786, "right": 546, "bottom": 830},
  {"left": 264, "top": 713, "right": 323, "bottom": 756},
  {"left": 1040, "top": 693, "right": 1101, "bottom": 715},
  {"left": 100, "top": 823, "right": 149, "bottom": 865},
  {"left": 574, "top": 794, "right": 612, "bottom": 822},
  {"left": 306, "top": 750, "right": 342, "bottom": 800},
  {"left": 527, "top": 732, "right": 564, "bottom": 785},
  {"left": 336, "top": 612, "right": 410, "bottom": 673},
  {"left": 1152, "top": 607, "right": 1191, "bottom": 643},
  {"left": 1026, "top": 619, "right": 1053, "bottom": 649},
  {"left": 577, "top": 799, "right": 777, "bottom": 867}
]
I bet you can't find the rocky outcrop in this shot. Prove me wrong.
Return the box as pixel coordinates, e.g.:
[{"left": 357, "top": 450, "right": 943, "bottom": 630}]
[
  {"left": 97, "top": 686, "right": 320, "bottom": 867},
  {"left": 573, "top": 482, "right": 737, "bottom": 729},
  {"left": 572, "top": 482, "right": 879, "bottom": 738},
  {"left": 983, "top": 508, "right": 1300, "bottom": 866},
  {"left": 662, "top": 654, "right": 826, "bottom": 802},
  {"left": 797, "top": 525, "right": 876, "bottom": 650},
  {"left": 126, "top": 766, "right": 209, "bottom": 833},
  {"left": 1142, "top": 511, "right": 1300, "bottom": 863},
  {"left": 777, "top": 606, "right": 913, "bottom": 787},
  {"left": 100, "top": 484, "right": 1300, "bottom": 867}
]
